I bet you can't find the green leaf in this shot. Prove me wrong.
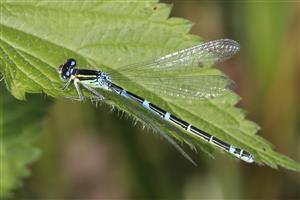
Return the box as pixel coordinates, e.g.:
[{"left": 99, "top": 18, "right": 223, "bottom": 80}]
[
  {"left": 0, "top": 0, "right": 299, "bottom": 171},
  {"left": 0, "top": 84, "right": 49, "bottom": 198}
]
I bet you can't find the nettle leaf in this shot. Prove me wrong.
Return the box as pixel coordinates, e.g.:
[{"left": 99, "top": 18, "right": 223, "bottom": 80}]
[
  {"left": 0, "top": 84, "right": 49, "bottom": 198},
  {"left": 0, "top": 0, "right": 299, "bottom": 171}
]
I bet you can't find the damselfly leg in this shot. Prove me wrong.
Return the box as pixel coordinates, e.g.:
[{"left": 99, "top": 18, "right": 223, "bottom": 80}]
[
  {"left": 80, "top": 82, "right": 105, "bottom": 101},
  {"left": 74, "top": 79, "right": 85, "bottom": 101},
  {"left": 62, "top": 78, "right": 73, "bottom": 90},
  {"left": 63, "top": 78, "right": 105, "bottom": 102}
]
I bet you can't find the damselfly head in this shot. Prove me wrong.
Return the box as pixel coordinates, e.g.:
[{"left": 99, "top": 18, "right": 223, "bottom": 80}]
[{"left": 58, "top": 58, "right": 76, "bottom": 81}]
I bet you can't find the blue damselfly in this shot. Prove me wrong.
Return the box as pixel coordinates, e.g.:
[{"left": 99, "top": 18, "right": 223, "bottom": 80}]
[{"left": 58, "top": 39, "right": 254, "bottom": 164}]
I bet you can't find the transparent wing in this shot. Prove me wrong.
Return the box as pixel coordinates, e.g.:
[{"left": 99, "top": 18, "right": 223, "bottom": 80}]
[
  {"left": 153, "top": 38, "right": 239, "bottom": 69},
  {"left": 109, "top": 39, "right": 239, "bottom": 100},
  {"left": 109, "top": 39, "right": 240, "bottom": 75},
  {"left": 112, "top": 74, "right": 234, "bottom": 100},
  {"left": 155, "top": 75, "right": 234, "bottom": 99}
]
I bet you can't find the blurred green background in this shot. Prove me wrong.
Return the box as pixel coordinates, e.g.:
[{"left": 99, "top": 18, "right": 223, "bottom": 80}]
[{"left": 5, "top": 1, "right": 299, "bottom": 199}]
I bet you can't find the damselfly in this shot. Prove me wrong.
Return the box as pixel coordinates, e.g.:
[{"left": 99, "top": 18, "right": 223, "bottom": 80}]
[{"left": 58, "top": 39, "right": 254, "bottom": 163}]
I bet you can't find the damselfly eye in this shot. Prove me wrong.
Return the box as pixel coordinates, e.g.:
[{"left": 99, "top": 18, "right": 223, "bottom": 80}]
[
  {"left": 66, "top": 58, "right": 76, "bottom": 67},
  {"left": 58, "top": 58, "right": 77, "bottom": 81}
]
